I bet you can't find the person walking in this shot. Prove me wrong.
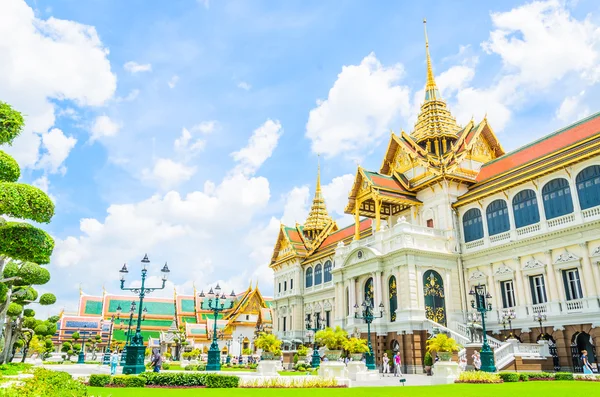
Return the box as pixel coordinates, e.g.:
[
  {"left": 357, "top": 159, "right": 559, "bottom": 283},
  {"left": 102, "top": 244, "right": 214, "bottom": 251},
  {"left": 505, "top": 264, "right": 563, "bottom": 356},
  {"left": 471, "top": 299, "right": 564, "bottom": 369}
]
[
  {"left": 472, "top": 351, "right": 481, "bottom": 371},
  {"left": 582, "top": 350, "right": 594, "bottom": 374},
  {"left": 151, "top": 351, "right": 163, "bottom": 373},
  {"left": 393, "top": 352, "right": 402, "bottom": 377},
  {"left": 382, "top": 353, "right": 390, "bottom": 376},
  {"left": 110, "top": 350, "right": 119, "bottom": 376}
]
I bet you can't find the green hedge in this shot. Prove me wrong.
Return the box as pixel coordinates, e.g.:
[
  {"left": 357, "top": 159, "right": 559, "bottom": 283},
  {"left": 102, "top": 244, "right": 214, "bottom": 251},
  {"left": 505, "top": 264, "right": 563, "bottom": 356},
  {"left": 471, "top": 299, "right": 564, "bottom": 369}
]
[
  {"left": 204, "top": 373, "right": 239, "bottom": 388},
  {"left": 498, "top": 372, "right": 520, "bottom": 382},
  {"left": 527, "top": 372, "right": 554, "bottom": 380},
  {"left": 519, "top": 373, "right": 529, "bottom": 382},
  {"left": 111, "top": 375, "right": 146, "bottom": 388},
  {"left": 555, "top": 372, "right": 574, "bottom": 381},
  {"left": 89, "top": 374, "right": 110, "bottom": 387}
]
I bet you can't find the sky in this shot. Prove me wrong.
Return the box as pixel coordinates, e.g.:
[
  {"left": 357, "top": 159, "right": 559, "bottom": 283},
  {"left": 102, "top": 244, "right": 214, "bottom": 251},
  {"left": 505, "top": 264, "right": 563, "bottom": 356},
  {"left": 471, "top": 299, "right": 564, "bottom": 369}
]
[{"left": 2, "top": 0, "right": 600, "bottom": 315}]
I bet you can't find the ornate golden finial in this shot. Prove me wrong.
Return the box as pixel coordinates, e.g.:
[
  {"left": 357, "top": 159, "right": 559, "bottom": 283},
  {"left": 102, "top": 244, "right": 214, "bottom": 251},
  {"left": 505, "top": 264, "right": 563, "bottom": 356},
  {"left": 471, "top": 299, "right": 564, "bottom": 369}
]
[
  {"left": 102, "top": 284, "right": 106, "bottom": 297},
  {"left": 303, "top": 160, "right": 333, "bottom": 239},
  {"left": 173, "top": 287, "right": 177, "bottom": 300},
  {"left": 79, "top": 283, "right": 83, "bottom": 296},
  {"left": 423, "top": 18, "right": 436, "bottom": 92}
]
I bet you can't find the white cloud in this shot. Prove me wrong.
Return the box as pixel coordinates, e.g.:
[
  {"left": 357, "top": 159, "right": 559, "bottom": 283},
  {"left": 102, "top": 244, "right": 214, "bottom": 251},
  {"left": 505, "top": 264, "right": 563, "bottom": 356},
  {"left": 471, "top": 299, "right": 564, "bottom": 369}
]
[
  {"left": 32, "top": 175, "right": 50, "bottom": 193},
  {"left": 174, "top": 128, "right": 206, "bottom": 156},
  {"left": 116, "top": 89, "right": 140, "bottom": 102},
  {"left": 237, "top": 81, "right": 251, "bottom": 91},
  {"left": 556, "top": 90, "right": 590, "bottom": 122},
  {"left": 37, "top": 128, "right": 77, "bottom": 174},
  {"left": 91, "top": 115, "right": 120, "bottom": 140},
  {"left": 0, "top": 0, "right": 116, "bottom": 168},
  {"left": 231, "top": 119, "right": 283, "bottom": 175},
  {"left": 321, "top": 173, "right": 354, "bottom": 221},
  {"left": 191, "top": 120, "right": 218, "bottom": 134},
  {"left": 305, "top": 53, "right": 410, "bottom": 159},
  {"left": 142, "top": 158, "right": 197, "bottom": 190},
  {"left": 280, "top": 186, "right": 309, "bottom": 225},
  {"left": 168, "top": 75, "right": 179, "bottom": 88},
  {"left": 57, "top": 107, "right": 79, "bottom": 120},
  {"left": 124, "top": 61, "right": 152, "bottom": 73}
]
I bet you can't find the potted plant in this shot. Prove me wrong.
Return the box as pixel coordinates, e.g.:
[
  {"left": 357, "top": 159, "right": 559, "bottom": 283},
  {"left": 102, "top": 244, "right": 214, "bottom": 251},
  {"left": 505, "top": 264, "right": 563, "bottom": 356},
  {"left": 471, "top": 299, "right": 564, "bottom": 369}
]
[
  {"left": 426, "top": 334, "right": 461, "bottom": 362},
  {"left": 423, "top": 351, "right": 433, "bottom": 375},
  {"left": 315, "top": 326, "right": 348, "bottom": 360},
  {"left": 343, "top": 337, "right": 370, "bottom": 361},
  {"left": 254, "top": 332, "right": 282, "bottom": 360}
]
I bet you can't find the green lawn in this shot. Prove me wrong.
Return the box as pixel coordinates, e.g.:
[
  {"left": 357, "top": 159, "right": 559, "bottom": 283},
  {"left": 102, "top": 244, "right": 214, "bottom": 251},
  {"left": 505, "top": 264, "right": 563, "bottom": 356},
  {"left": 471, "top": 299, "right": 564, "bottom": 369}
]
[{"left": 89, "top": 382, "right": 599, "bottom": 397}]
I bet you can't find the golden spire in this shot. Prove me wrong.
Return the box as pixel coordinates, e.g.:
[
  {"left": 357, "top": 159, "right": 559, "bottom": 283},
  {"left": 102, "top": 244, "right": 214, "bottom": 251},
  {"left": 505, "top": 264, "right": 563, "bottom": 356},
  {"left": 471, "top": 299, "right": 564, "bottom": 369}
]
[
  {"left": 303, "top": 159, "right": 333, "bottom": 239},
  {"left": 412, "top": 18, "right": 461, "bottom": 146}
]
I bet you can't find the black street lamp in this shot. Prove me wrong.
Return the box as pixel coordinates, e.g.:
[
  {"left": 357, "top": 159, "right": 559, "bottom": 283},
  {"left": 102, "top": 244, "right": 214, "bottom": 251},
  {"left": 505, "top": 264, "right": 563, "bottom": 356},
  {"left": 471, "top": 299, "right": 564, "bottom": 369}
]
[
  {"left": 501, "top": 310, "right": 516, "bottom": 339},
  {"left": 77, "top": 325, "right": 89, "bottom": 364},
  {"left": 354, "top": 299, "right": 384, "bottom": 371},
  {"left": 305, "top": 313, "right": 324, "bottom": 368},
  {"left": 102, "top": 305, "right": 122, "bottom": 365},
  {"left": 119, "top": 254, "right": 170, "bottom": 374},
  {"left": 200, "top": 284, "right": 234, "bottom": 371},
  {"left": 470, "top": 284, "right": 496, "bottom": 372},
  {"left": 534, "top": 313, "right": 547, "bottom": 340}
]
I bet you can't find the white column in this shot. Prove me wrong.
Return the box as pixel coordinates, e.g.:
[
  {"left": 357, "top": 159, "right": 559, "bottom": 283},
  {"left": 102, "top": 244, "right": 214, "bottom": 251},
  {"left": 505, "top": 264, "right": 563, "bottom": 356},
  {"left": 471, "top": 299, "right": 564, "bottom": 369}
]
[
  {"left": 348, "top": 278, "right": 357, "bottom": 317},
  {"left": 374, "top": 271, "right": 383, "bottom": 306},
  {"left": 544, "top": 250, "right": 560, "bottom": 302},
  {"left": 534, "top": 183, "right": 547, "bottom": 232},
  {"left": 568, "top": 172, "right": 582, "bottom": 213},
  {"left": 487, "top": 269, "right": 500, "bottom": 310},
  {"left": 579, "top": 242, "right": 598, "bottom": 297},
  {"left": 513, "top": 257, "right": 528, "bottom": 306}
]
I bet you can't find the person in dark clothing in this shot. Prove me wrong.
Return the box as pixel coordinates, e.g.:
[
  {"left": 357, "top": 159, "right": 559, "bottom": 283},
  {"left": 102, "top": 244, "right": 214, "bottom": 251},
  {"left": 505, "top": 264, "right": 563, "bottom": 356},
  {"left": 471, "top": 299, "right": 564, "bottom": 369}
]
[{"left": 151, "top": 351, "right": 163, "bottom": 373}]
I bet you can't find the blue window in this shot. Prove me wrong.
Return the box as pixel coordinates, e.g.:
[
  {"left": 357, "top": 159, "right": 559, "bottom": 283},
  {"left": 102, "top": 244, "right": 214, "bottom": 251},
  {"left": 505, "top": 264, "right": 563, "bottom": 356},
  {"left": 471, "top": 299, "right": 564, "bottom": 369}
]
[
  {"left": 576, "top": 165, "right": 600, "bottom": 210},
  {"left": 305, "top": 267, "right": 313, "bottom": 288},
  {"left": 542, "top": 178, "right": 573, "bottom": 219},
  {"left": 512, "top": 189, "right": 540, "bottom": 228},
  {"left": 324, "top": 261, "right": 332, "bottom": 283},
  {"left": 463, "top": 208, "right": 484, "bottom": 242},
  {"left": 486, "top": 199, "right": 510, "bottom": 236},
  {"left": 314, "top": 264, "right": 322, "bottom": 285}
]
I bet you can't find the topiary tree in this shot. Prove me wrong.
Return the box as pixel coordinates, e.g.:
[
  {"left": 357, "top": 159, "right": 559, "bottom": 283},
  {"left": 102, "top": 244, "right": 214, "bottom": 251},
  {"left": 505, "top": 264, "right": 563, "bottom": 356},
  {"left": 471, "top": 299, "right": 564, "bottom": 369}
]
[
  {"left": 172, "top": 325, "right": 188, "bottom": 361},
  {"left": 0, "top": 102, "right": 57, "bottom": 364},
  {"left": 86, "top": 334, "right": 102, "bottom": 361},
  {"left": 15, "top": 314, "right": 59, "bottom": 363}
]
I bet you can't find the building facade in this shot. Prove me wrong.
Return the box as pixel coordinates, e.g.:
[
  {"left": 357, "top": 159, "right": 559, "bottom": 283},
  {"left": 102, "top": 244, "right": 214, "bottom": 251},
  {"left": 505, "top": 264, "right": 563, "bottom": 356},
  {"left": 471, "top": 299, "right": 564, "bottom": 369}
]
[{"left": 270, "top": 23, "right": 600, "bottom": 373}]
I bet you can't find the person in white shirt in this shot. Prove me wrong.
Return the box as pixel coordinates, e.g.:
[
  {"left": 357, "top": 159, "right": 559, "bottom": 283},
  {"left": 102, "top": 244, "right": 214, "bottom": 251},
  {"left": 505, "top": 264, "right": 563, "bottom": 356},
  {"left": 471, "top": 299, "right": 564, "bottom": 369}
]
[{"left": 382, "top": 353, "right": 390, "bottom": 376}]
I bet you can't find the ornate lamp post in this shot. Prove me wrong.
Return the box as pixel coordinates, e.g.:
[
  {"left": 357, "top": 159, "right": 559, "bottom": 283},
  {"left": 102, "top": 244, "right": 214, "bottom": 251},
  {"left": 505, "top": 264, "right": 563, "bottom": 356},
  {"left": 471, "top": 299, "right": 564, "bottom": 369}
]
[
  {"left": 237, "top": 334, "right": 244, "bottom": 362},
  {"left": 200, "top": 284, "right": 234, "bottom": 371},
  {"left": 354, "top": 299, "right": 384, "bottom": 371},
  {"left": 534, "top": 313, "right": 547, "bottom": 340},
  {"left": 77, "top": 325, "right": 89, "bottom": 364},
  {"left": 120, "top": 301, "right": 137, "bottom": 366},
  {"left": 119, "top": 254, "right": 170, "bottom": 374},
  {"left": 225, "top": 339, "right": 232, "bottom": 364},
  {"left": 305, "top": 313, "right": 324, "bottom": 368},
  {"left": 501, "top": 310, "right": 516, "bottom": 339},
  {"left": 102, "top": 305, "right": 122, "bottom": 365},
  {"left": 470, "top": 284, "right": 496, "bottom": 372}
]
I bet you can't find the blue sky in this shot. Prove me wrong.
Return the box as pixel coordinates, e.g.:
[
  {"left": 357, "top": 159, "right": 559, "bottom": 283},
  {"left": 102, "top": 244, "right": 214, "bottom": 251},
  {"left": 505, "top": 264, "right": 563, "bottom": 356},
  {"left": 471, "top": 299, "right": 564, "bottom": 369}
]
[{"left": 2, "top": 0, "right": 600, "bottom": 314}]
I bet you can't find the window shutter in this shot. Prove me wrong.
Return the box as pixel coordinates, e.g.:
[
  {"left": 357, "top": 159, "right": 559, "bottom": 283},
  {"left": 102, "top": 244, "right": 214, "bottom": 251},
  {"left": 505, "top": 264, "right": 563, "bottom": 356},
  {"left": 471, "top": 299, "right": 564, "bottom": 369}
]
[
  {"left": 500, "top": 282, "right": 508, "bottom": 308},
  {"left": 529, "top": 276, "right": 537, "bottom": 305},
  {"left": 562, "top": 271, "right": 571, "bottom": 301}
]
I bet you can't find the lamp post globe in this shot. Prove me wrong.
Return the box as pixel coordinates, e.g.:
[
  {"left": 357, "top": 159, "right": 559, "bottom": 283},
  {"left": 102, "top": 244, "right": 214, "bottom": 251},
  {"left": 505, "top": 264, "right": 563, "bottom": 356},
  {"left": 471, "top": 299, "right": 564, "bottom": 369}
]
[
  {"left": 305, "top": 313, "right": 323, "bottom": 368},
  {"left": 118, "top": 254, "right": 170, "bottom": 375},
  {"left": 469, "top": 284, "right": 496, "bottom": 372}
]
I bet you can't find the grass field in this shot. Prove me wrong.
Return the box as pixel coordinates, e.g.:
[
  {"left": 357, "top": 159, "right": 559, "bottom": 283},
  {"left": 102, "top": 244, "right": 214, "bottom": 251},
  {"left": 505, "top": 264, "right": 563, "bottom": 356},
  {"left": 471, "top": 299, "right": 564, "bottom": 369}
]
[{"left": 88, "top": 381, "right": 599, "bottom": 397}]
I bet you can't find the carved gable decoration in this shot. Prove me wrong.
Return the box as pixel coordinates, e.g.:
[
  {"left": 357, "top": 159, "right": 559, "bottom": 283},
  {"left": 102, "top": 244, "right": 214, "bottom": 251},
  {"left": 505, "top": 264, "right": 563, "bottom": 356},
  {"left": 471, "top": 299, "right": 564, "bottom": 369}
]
[
  {"left": 522, "top": 258, "right": 546, "bottom": 274},
  {"left": 305, "top": 304, "right": 312, "bottom": 312},
  {"left": 393, "top": 148, "right": 413, "bottom": 174},
  {"left": 554, "top": 251, "right": 580, "bottom": 264},
  {"left": 313, "top": 303, "right": 322, "bottom": 312},
  {"left": 469, "top": 270, "right": 486, "bottom": 281},
  {"left": 494, "top": 265, "right": 514, "bottom": 278},
  {"left": 470, "top": 134, "right": 494, "bottom": 163}
]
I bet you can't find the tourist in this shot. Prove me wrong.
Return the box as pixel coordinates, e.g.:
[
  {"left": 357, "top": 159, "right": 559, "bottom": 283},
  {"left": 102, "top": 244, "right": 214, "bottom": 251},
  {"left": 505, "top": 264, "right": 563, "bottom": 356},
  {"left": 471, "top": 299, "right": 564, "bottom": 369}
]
[
  {"left": 393, "top": 352, "right": 402, "bottom": 376},
  {"left": 110, "top": 351, "right": 119, "bottom": 376},
  {"left": 151, "top": 351, "right": 163, "bottom": 373},
  {"left": 459, "top": 356, "right": 467, "bottom": 372},
  {"left": 472, "top": 351, "right": 481, "bottom": 371},
  {"left": 582, "top": 350, "right": 594, "bottom": 374},
  {"left": 382, "top": 352, "right": 390, "bottom": 376}
]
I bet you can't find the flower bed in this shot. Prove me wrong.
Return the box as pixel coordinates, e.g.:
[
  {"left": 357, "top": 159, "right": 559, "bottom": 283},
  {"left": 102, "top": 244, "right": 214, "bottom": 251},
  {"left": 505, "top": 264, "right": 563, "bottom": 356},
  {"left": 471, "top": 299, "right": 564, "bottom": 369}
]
[
  {"left": 240, "top": 377, "right": 343, "bottom": 388},
  {"left": 460, "top": 371, "right": 600, "bottom": 385},
  {"left": 456, "top": 371, "right": 502, "bottom": 384}
]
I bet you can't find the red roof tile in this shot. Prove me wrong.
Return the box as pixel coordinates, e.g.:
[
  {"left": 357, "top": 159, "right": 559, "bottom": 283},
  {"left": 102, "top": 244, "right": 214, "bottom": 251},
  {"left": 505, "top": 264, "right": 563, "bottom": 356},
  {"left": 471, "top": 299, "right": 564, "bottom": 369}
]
[
  {"left": 370, "top": 174, "right": 405, "bottom": 191},
  {"left": 320, "top": 218, "right": 372, "bottom": 247},
  {"left": 476, "top": 113, "right": 600, "bottom": 182}
]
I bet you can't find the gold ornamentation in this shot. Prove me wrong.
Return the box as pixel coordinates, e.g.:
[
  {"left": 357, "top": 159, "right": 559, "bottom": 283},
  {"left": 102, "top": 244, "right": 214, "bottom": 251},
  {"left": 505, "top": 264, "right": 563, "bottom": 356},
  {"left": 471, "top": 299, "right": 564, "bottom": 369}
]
[
  {"left": 424, "top": 274, "right": 444, "bottom": 298},
  {"left": 304, "top": 163, "right": 333, "bottom": 239},
  {"left": 425, "top": 306, "right": 446, "bottom": 324}
]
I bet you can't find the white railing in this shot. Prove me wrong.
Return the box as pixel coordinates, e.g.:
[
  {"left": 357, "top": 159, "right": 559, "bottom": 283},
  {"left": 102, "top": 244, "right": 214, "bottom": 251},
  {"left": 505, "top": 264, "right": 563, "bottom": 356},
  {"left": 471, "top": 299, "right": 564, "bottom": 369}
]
[
  {"left": 465, "top": 239, "right": 485, "bottom": 249},
  {"left": 531, "top": 303, "right": 548, "bottom": 314},
  {"left": 489, "top": 231, "right": 511, "bottom": 243},
  {"left": 494, "top": 342, "right": 515, "bottom": 369},
  {"left": 514, "top": 343, "right": 541, "bottom": 356},
  {"left": 423, "top": 319, "right": 471, "bottom": 345},
  {"left": 582, "top": 204, "right": 600, "bottom": 219},
  {"left": 547, "top": 213, "right": 575, "bottom": 228},
  {"left": 516, "top": 223, "right": 540, "bottom": 236},
  {"left": 565, "top": 299, "right": 585, "bottom": 312},
  {"left": 458, "top": 348, "right": 466, "bottom": 363}
]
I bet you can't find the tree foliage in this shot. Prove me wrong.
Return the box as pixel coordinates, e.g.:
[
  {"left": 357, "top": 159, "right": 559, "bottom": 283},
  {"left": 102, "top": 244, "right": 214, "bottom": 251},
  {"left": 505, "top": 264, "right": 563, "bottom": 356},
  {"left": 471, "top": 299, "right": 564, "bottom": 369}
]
[
  {"left": 0, "top": 102, "right": 25, "bottom": 145},
  {"left": 0, "top": 151, "right": 20, "bottom": 183},
  {"left": 0, "top": 183, "right": 55, "bottom": 224},
  {"left": 0, "top": 223, "right": 54, "bottom": 264}
]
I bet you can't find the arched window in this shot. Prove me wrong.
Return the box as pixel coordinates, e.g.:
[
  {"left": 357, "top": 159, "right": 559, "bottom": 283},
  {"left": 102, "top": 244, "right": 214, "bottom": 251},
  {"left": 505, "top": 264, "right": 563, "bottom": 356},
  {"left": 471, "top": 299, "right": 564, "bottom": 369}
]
[
  {"left": 423, "top": 270, "right": 446, "bottom": 326},
  {"left": 305, "top": 267, "right": 313, "bottom": 288},
  {"left": 314, "top": 264, "right": 322, "bottom": 285},
  {"left": 512, "top": 189, "right": 540, "bottom": 228},
  {"left": 389, "top": 276, "right": 397, "bottom": 322},
  {"left": 542, "top": 178, "right": 574, "bottom": 219},
  {"left": 463, "top": 208, "right": 484, "bottom": 242},
  {"left": 486, "top": 199, "right": 510, "bottom": 236},
  {"left": 364, "top": 277, "right": 374, "bottom": 304},
  {"left": 323, "top": 261, "right": 332, "bottom": 283},
  {"left": 576, "top": 165, "right": 600, "bottom": 210}
]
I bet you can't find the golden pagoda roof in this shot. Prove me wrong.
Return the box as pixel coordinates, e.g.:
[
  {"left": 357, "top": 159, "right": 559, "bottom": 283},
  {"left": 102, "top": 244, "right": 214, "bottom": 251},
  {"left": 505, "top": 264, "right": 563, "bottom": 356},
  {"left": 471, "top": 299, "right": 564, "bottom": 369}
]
[
  {"left": 412, "top": 19, "right": 461, "bottom": 143},
  {"left": 303, "top": 163, "right": 333, "bottom": 235}
]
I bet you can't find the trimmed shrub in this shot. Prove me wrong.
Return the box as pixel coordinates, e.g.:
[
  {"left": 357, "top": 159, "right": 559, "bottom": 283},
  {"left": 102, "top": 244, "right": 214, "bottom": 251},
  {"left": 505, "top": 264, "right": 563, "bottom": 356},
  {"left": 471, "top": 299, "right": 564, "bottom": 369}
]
[
  {"left": 111, "top": 375, "right": 146, "bottom": 388},
  {"left": 184, "top": 364, "right": 197, "bottom": 371},
  {"left": 197, "top": 363, "right": 206, "bottom": 371},
  {"left": 140, "top": 372, "right": 207, "bottom": 386},
  {"left": 555, "top": 372, "right": 574, "bottom": 381},
  {"left": 528, "top": 372, "right": 554, "bottom": 380},
  {"left": 162, "top": 362, "right": 171, "bottom": 370},
  {"left": 519, "top": 373, "right": 529, "bottom": 382},
  {"left": 456, "top": 371, "right": 502, "bottom": 384},
  {"left": 498, "top": 372, "right": 520, "bottom": 382},
  {"left": 204, "top": 373, "right": 239, "bottom": 388},
  {"left": 89, "top": 374, "right": 111, "bottom": 387},
  {"left": 12, "top": 368, "right": 87, "bottom": 396}
]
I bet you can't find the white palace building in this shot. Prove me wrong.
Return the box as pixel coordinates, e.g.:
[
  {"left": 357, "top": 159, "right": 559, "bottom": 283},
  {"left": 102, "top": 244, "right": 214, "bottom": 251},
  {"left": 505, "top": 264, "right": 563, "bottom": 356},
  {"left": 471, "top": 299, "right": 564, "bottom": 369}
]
[{"left": 269, "top": 25, "right": 600, "bottom": 374}]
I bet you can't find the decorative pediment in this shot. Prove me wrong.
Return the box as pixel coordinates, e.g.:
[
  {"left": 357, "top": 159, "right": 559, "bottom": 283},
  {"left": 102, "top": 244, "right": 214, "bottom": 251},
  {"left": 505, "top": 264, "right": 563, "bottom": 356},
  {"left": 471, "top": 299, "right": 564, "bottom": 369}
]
[
  {"left": 469, "top": 270, "right": 486, "bottom": 281},
  {"left": 522, "top": 258, "right": 546, "bottom": 274},
  {"left": 493, "top": 265, "right": 514, "bottom": 280},
  {"left": 591, "top": 245, "right": 600, "bottom": 258},
  {"left": 470, "top": 134, "right": 494, "bottom": 163},
  {"left": 554, "top": 251, "right": 580, "bottom": 265},
  {"left": 304, "top": 304, "right": 312, "bottom": 312},
  {"left": 313, "top": 303, "right": 322, "bottom": 312},
  {"left": 323, "top": 301, "right": 332, "bottom": 311}
]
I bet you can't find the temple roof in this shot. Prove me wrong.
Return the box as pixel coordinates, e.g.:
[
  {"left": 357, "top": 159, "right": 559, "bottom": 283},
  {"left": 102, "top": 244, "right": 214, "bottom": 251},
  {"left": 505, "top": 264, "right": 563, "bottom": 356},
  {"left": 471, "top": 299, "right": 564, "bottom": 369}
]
[{"left": 303, "top": 164, "right": 333, "bottom": 236}]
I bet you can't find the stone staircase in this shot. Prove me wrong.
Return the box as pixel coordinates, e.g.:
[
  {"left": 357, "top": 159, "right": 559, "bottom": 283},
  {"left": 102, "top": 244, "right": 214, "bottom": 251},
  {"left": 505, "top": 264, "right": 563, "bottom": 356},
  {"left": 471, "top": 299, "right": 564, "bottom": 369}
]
[{"left": 422, "top": 319, "right": 548, "bottom": 371}]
